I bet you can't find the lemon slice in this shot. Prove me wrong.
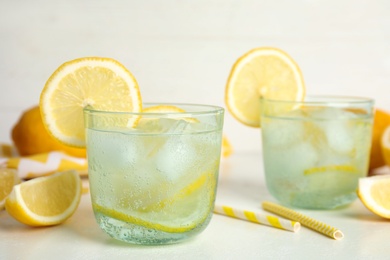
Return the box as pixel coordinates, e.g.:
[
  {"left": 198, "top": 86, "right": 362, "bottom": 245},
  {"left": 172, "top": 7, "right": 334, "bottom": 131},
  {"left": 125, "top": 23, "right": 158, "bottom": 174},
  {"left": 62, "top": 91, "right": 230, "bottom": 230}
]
[
  {"left": 0, "top": 168, "right": 20, "bottom": 210},
  {"left": 358, "top": 175, "right": 390, "bottom": 219},
  {"left": 5, "top": 170, "right": 82, "bottom": 226},
  {"left": 94, "top": 171, "right": 216, "bottom": 233},
  {"left": 225, "top": 47, "right": 305, "bottom": 127},
  {"left": 304, "top": 165, "right": 358, "bottom": 175},
  {"left": 381, "top": 125, "right": 390, "bottom": 167},
  {"left": 143, "top": 105, "right": 185, "bottom": 113},
  {"left": 137, "top": 105, "right": 199, "bottom": 130},
  {"left": 40, "top": 57, "right": 142, "bottom": 147}
]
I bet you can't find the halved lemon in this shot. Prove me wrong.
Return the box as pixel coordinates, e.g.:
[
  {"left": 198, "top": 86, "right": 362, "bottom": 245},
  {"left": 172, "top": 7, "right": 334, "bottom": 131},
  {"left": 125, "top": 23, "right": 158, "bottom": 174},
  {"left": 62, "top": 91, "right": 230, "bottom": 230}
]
[
  {"left": 0, "top": 168, "right": 20, "bottom": 210},
  {"left": 40, "top": 57, "right": 142, "bottom": 147},
  {"left": 5, "top": 170, "right": 82, "bottom": 226},
  {"left": 358, "top": 175, "right": 390, "bottom": 219},
  {"left": 225, "top": 47, "right": 305, "bottom": 127}
]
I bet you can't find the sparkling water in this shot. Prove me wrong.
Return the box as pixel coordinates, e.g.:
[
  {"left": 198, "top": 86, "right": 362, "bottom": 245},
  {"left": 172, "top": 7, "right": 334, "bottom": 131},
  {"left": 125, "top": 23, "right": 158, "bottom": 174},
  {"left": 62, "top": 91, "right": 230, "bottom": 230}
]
[
  {"left": 86, "top": 118, "right": 222, "bottom": 244},
  {"left": 261, "top": 107, "right": 373, "bottom": 209}
]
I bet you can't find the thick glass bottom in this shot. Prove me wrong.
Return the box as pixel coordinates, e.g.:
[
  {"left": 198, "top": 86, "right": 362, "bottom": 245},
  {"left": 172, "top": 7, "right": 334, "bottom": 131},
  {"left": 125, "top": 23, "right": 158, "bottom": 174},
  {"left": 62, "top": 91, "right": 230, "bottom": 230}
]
[
  {"left": 94, "top": 211, "right": 211, "bottom": 245},
  {"left": 268, "top": 188, "right": 357, "bottom": 209}
]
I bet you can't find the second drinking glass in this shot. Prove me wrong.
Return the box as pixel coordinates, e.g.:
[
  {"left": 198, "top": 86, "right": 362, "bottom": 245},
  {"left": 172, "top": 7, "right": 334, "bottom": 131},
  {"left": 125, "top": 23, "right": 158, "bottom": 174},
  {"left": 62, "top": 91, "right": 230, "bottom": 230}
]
[{"left": 261, "top": 96, "right": 374, "bottom": 209}]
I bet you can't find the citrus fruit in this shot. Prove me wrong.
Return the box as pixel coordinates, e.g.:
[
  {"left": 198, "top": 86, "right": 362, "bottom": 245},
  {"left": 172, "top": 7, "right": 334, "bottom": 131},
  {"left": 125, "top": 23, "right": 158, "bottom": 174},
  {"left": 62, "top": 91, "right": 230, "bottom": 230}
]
[
  {"left": 40, "top": 57, "right": 142, "bottom": 148},
  {"left": 138, "top": 104, "right": 199, "bottom": 128},
  {"left": 5, "top": 170, "right": 82, "bottom": 226},
  {"left": 381, "top": 125, "right": 390, "bottom": 167},
  {"left": 0, "top": 168, "right": 20, "bottom": 210},
  {"left": 304, "top": 165, "right": 358, "bottom": 175},
  {"left": 12, "top": 106, "right": 86, "bottom": 157},
  {"left": 369, "top": 109, "right": 390, "bottom": 171},
  {"left": 143, "top": 105, "right": 185, "bottom": 113},
  {"left": 225, "top": 47, "right": 305, "bottom": 127},
  {"left": 358, "top": 175, "right": 390, "bottom": 219},
  {"left": 222, "top": 135, "right": 233, "bottom": 157}
]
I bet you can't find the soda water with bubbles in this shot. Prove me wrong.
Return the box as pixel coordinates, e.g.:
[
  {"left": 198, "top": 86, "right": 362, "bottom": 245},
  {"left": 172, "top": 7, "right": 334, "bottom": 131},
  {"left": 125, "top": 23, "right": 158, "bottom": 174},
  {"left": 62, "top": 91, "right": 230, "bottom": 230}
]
[
  {"left": 261, "top": 107, "right": 373, "bottom": 209},
  {"left": 86, "top": 117, "right": 222, "bottom": 244}
]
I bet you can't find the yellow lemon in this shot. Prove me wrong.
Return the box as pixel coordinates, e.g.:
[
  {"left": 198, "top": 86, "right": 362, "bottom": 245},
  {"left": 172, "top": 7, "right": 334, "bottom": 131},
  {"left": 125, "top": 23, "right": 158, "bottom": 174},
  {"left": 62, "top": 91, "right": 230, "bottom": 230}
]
[
  {"left": 369, "top": 109, "right": 390, "bottom": 171},
  {"left": 12, "top": 106, "right": 86, "bottom": 157},
  {"left": 225, "top": 47, "right": 305, "bottom": 127},
  {"left": 143, "top": 105, "right": 185, "bottom": 113},
  {"left": 381, "top": 125, "right": 390, "bottom": 167},
  {"left": 40, "top": 57, "right": 142, "bottom": 148},
  {"left": 222, "top": 135, "right": 233, "bottom": 158},
  {"left": 358, "top": 175, "right": 390, "bottom": 219},
  {"left": 5, "top": 170, "right": 82, "bottom": 226}
]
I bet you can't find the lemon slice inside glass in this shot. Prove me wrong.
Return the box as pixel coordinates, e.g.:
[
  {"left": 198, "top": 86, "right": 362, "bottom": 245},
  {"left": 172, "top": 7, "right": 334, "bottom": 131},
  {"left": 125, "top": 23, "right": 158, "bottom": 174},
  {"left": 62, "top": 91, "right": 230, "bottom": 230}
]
[{"left": 93, "top": 171, "right": 217, "bottom": 233}]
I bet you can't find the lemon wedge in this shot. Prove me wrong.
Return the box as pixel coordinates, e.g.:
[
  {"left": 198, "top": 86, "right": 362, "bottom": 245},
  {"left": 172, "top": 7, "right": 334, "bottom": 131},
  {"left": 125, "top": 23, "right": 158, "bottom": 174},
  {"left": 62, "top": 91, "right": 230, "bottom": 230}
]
[
  {"left": 5, "top": 170, "right": 82, "bottom": 226},
  {"left": 358, "top": 175, "right": 390, "bottom": 219}
]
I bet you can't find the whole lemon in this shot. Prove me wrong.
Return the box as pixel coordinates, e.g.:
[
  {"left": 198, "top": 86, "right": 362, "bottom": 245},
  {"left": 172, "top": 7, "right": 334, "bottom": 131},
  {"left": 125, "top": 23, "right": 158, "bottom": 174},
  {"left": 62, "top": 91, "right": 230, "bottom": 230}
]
[
  {"left": 11, "top": 106, "right": 86, "bottom": 157},
  {"left": 369, "top": 109, "right": 390, "bottom": 172}
]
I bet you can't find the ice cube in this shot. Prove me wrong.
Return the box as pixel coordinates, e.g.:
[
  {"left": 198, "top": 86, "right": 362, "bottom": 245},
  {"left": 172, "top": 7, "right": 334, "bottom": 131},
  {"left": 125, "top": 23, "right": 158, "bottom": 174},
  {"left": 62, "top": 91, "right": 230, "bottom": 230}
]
[
  {"left": 262, "top": 112, "right": 305, "bottom": 148},
  {"left": 87, "top": 129, "right": 140, "bottom": 171},
  {"left": 311, "top": 108, "right": 356, "bottom": 154},
  {"left": 264, "top": 141, "right": 319, "bottom": 192},
  {"left": 159, "top": 118, "right": 190, "bottom": 133},
  {"left": 155, "top": 135, "right": 198, "bottom": 182}
]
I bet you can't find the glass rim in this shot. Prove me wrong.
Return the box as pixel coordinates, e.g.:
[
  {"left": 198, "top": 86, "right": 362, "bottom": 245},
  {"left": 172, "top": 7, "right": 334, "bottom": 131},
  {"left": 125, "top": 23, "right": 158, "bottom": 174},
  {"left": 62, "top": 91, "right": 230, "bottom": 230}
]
[
  {"left": 83, "top": 102, "right": 225, "bottom": 116},
  {"left": 260, "top": 95, "right": 374, "bottom": 105}
]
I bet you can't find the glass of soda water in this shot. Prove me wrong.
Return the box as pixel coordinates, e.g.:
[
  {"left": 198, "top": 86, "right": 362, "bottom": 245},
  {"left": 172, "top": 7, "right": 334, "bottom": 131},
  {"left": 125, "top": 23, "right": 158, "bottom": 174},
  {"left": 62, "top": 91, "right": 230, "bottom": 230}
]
[
  {"left": 260, "top": 96, "right": 374, "bottom": 209},
  {"left": 84, "top": 103, "right": 224, "bottom": 244}
]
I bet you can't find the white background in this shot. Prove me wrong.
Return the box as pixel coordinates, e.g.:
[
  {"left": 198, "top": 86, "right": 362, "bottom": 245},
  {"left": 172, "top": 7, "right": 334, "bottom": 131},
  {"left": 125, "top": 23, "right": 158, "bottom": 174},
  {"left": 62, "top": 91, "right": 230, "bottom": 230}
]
[{"left": 1, "top": 0, "right": 389, "bottom": 152}]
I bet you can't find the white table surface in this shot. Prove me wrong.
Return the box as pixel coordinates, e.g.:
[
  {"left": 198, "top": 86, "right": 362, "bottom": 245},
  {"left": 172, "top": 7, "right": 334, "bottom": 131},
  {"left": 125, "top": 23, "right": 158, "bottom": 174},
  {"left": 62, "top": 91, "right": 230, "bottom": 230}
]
[{"left": 1, "top": 152, "right": 389, "bottom": 260}]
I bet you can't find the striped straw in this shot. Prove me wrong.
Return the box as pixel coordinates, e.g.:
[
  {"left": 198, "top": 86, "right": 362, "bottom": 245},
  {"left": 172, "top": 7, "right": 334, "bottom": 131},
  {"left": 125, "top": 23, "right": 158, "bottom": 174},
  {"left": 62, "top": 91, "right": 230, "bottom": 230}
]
[
  {"left": 262, "top": 201, "right": 344, "bottom": 240},
  {"left": 214, "top": 204, "right": 300, "bottom": 232}
]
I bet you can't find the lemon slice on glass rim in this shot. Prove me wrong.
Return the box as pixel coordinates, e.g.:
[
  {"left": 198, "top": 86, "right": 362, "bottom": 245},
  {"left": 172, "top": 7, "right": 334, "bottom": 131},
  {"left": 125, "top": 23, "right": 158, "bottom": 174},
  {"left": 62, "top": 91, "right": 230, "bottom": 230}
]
[
  {"left": 225, "top": 47, "right": 305, "bottom": 127},
  {"left": 40, "top": 57, "right": 142, "bottom": 147}
]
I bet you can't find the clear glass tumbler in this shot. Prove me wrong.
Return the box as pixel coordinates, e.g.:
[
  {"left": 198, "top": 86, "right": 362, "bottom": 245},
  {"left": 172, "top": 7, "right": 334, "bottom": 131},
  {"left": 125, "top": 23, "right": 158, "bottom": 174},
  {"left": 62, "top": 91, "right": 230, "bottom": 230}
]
[
  {"left": 260, "top": 96, "right": 374, "bottom": 209},
  {"left": 84, "top": 103, "right": 224, "bottom": 244}
]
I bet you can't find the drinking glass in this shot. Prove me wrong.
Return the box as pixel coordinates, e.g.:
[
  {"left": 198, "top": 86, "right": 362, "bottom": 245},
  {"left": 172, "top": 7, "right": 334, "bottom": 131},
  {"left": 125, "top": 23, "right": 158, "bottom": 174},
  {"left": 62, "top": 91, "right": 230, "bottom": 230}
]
[
  {"left": 84, "top": 103, "right": 224, "bottom": 244},
  {"left": 260, "top": 96, "right": 374, "bottom": 209}
]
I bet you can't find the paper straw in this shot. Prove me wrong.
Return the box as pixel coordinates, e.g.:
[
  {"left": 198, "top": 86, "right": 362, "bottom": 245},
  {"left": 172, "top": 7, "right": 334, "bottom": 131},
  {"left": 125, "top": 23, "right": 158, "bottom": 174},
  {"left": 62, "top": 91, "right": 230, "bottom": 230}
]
[
  {"left": 262, "top": 201, "right": 344, "bottom": 240},
  {"left": 214, "top": 204, "right": 300, "bottom": 232}
]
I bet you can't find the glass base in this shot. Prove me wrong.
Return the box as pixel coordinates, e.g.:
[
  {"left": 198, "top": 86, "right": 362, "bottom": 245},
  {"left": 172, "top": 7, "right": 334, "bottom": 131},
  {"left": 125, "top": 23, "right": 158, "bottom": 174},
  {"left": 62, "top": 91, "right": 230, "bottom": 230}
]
[
  {"left": 94, "top": 211, "right": 211, "bottom": 245},
  {"left": 269, "top": 189, "right": 358, "bottom": 209}
]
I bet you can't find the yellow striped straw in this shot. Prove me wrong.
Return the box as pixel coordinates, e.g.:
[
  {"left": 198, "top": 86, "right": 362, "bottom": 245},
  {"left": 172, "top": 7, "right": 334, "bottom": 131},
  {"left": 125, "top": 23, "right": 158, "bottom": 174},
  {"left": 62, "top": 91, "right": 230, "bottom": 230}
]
[
  {"left": 213, "top": 204, "right": 300, "bottom": 232},
  {"left": 262, "top": 201, "right": 344, "bottom": 240}
]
